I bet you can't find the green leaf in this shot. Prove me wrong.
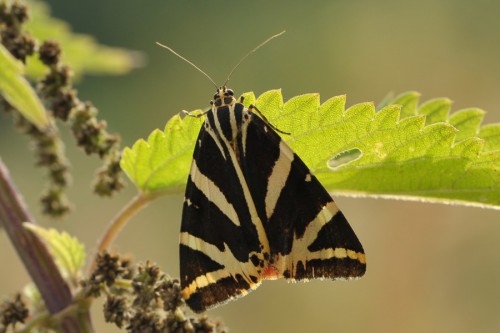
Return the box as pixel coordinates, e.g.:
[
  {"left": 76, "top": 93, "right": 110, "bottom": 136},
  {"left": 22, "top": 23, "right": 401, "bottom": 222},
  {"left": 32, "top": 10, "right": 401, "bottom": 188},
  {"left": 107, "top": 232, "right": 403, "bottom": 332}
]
[
  {"left": 417, "top": 98, "right": 451, "bottom": 125},
  {"left": 478, "top": 124, "right": 500, "bottom": 152},
  {"left": 24, "top": 224, "right": 86, "bottom": 285},
  {"left": 0, "top": 44, "right": 48, "bottom": 129},
  {"left": 120, "top": 114, "right": 203, "bottom": 194},
  {"left": 449, "top": 108, "right": 485, "bottom": 142},
  {"left": 121, "top": 90, "right": 500, "bottom": 208},
  {"left": 24, "top": 1, "right": 140, "bottom": 79},
  {"left": 391, "top": 91, "right": 420, "bottom": 119}
]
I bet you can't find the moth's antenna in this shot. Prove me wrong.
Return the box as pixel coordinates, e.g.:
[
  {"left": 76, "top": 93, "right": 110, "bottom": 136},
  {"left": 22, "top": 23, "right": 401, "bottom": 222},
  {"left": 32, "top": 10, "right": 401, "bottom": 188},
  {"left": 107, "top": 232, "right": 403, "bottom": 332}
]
[
  {"left": 223, "top": 30, "right": 286, "bottom": 86},
  {"left": 156, "top": 41, "right": 218, "bottom": 89}
]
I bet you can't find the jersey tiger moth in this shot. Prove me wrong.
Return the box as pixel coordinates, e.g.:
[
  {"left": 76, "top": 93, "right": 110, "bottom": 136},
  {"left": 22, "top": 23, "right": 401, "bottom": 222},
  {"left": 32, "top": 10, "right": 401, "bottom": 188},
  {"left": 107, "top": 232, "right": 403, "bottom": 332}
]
[
  {"left": 179, "top": 87, "right": 366, "bottom": 312},
  {"left": 157, "top": 32, "right": 366, "bottom": 313}
]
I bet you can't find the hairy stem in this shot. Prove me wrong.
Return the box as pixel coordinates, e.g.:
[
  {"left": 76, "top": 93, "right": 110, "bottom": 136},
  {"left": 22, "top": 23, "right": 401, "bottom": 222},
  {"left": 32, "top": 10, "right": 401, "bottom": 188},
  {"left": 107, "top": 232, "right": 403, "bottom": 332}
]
[{"left": 0, "top": 158, "right": 94, "bottom": 333}]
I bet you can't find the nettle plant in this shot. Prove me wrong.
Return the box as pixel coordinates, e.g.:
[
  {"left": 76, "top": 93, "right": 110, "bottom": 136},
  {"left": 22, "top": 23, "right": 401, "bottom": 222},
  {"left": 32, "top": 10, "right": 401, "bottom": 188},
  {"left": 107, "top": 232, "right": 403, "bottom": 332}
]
[{"left": 1, "top": 2, "right": 499, "bottom": 333}]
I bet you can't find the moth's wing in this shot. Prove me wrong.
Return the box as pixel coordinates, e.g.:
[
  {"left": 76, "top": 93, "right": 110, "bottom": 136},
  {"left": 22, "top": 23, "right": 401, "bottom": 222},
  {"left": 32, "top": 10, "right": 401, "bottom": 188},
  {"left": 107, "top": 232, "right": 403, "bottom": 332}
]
[
  {"left": 180, "top": 123, "right": 265, "bottom": 313},
  {"left": 241, "top": 114, "right": 366, "bottom": 281}
]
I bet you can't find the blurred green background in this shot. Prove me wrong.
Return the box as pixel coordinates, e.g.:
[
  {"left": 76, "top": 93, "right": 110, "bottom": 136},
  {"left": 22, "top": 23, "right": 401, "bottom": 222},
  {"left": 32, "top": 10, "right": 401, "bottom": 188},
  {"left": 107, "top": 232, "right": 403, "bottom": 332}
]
[{"left": 1, "top": 0, "right": 500, "bottom": 332}]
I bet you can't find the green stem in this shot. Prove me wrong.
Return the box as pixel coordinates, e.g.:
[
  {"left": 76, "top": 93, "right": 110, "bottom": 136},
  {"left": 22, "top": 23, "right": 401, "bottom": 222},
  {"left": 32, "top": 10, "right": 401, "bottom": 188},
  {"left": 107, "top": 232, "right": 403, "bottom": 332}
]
[
  {"left": 20, "top": 300, "right": 93, "bottom": 333},
  {"left": 88, "top": 192, "right": 157, "bottom": 273},
  {"left": 18, "top": 311, "right": 50, "bottom": 333},
  {"left": 52, "top": 300, "right": 93, "bottom": 333}
]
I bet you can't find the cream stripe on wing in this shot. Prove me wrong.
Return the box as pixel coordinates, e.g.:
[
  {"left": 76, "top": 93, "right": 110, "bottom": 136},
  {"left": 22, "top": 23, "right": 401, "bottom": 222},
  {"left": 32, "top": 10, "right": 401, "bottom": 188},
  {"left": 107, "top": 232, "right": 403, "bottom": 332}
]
[
  {"left": 180, "top": 232, "right": 261, "bottom": 298},
  {"left": 282, "top": 201, "right": 365, "bottom": 276},
  {"left": 226, "top": 141, "right": 270, "bottom": 252},
  {"left": 265, "top": 141, "right": 294, "bottom": 219},
  {"left": 212, "top": 109, "right": 270, "bottom": 254},
  {"left": 280, "top": 201, "right": 336, "bottom": 275},
  {"left": 204, "top": 115, "right": 227, "bottom": 160},
  {"left": 190, "top": 159, "right": 241, "bottom": 227},
  {"left": 228, "top": 104, "right": 238, "bottom": 142},
  {"left": 241, "top": 109, "right": 250, "bottom": 157}
]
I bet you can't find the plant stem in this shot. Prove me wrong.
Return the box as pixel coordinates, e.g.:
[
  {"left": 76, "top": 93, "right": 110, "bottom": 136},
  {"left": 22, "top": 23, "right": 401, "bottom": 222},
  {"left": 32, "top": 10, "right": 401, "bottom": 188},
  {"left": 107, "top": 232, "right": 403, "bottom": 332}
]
[
  {"left": 88, "top": 192, "right": 155, "bottom": 273},
  {"left": 0, "top": 158, "right": 94, "bottom": 333}
]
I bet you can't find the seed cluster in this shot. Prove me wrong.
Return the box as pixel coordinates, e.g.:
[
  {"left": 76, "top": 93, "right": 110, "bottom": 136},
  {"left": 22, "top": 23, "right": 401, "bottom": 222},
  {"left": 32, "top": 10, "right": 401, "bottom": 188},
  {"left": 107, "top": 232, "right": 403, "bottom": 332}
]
[
  {"left": 82, "top": 252, "right": 226, "bottom": 333},
  {"left": 0, "top": 294, "right": 29, "bottom": 333},
  {"left": 0, "top": 2, "right": 124, "bottom": 217}
]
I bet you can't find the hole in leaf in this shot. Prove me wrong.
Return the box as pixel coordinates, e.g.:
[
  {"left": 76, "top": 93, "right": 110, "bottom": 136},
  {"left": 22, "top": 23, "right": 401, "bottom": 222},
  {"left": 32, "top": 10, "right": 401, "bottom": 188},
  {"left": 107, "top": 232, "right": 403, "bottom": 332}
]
[{"left": 328, "top": 148, "right": 362, "bottom": 170}]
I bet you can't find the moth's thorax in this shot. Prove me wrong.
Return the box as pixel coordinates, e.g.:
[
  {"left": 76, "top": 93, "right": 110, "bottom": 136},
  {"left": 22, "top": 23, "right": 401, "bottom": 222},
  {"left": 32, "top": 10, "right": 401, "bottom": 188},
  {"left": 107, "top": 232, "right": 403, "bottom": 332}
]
[
  {"left": 205, "top": 88, "right": 251, "bottom": 145},
  {"left": 211, "top": 86, "right": 237, "bottom": 109}
]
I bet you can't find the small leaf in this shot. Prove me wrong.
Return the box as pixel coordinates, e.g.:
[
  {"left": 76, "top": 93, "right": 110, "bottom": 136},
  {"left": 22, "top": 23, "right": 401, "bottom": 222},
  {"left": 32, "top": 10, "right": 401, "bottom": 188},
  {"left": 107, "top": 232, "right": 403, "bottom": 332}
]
[
  {"left": 24, "top": 224, "right": 86, "bottom": 285},
  {"left": 0, "top": 44, "right": 48, "bottom": 129},
  {"left": 23, "top": 283, "right": 44, "bottom": 315}
]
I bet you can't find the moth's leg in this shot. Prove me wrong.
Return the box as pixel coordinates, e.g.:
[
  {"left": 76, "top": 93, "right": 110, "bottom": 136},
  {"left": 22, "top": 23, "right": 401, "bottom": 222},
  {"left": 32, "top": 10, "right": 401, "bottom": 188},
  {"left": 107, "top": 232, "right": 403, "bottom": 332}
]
[
  {"left": 248, "top": 104, "right": 291, "bottom": 135},
  {"left": 182, "top": 109, "right": 210, "bottom": 118}
]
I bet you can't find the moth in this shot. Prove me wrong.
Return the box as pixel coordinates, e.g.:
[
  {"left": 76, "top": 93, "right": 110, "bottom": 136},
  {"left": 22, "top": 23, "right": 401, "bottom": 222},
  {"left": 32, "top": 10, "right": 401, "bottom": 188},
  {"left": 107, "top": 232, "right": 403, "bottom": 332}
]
[{"left": 157, "top": 32, "right": 366, "bottom": 313}]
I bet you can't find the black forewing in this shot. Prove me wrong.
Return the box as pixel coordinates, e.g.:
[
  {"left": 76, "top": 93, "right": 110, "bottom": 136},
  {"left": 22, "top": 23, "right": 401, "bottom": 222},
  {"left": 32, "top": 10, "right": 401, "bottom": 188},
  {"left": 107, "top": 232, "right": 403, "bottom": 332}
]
[
  {"left": 180, "top": 110, "right": 263, "bottom": 311},
  {"left": 240, "top": 111, "right": 366, "bottom": 280}
]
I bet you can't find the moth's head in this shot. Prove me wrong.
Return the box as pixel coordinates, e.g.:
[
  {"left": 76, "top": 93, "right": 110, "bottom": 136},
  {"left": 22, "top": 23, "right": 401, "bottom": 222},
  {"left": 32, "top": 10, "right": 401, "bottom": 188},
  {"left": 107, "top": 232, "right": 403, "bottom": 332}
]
[{"left": 211, "top": 86, "right": 236, "bottom": 108}]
